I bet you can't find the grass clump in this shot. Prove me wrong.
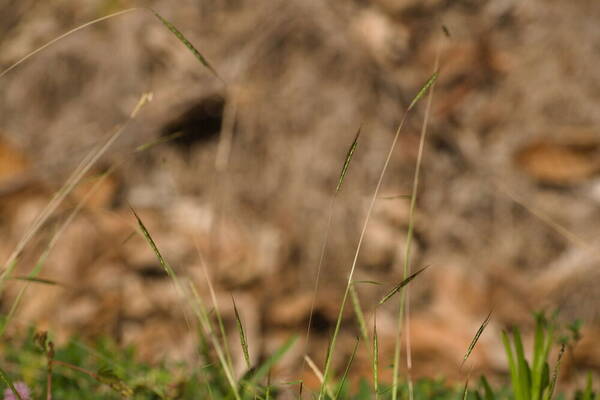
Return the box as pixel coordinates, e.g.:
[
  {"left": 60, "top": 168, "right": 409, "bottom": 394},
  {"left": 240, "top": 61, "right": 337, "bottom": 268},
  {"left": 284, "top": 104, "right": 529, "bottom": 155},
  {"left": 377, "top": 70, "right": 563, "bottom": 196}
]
[{"left": 0, "top": 6, "right": 598, "bottom": 400}]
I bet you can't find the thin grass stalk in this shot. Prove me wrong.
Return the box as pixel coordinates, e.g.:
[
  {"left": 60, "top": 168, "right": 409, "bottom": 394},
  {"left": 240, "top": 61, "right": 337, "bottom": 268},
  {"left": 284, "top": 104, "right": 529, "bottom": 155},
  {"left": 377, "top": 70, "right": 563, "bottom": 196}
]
[
  {"left": 405, "top": 302, "right": 414, "bottom": 400},
  {"left": 318, "top": 73, "right": 437, "bottom": 400},
  {"left": 391, "top": 57, "right": 440, "bottom": 400},
  {"left": 305, "top": 127, "right": 361, "bottom": 353},
  {"left": 0, "top": 8, "right": 139, "bottom": 79},
  {"left": 304, "top": 128, "right": 360, "bottom": 381},
  {"left": 196, "top": 247, "right": 235, "bottom": 375},
  {"left": 305, "top": 355, "right": 334, "bottom": 399},
  {"left": 373, "top": 313, "right": 379, "bottom": 400},
  {"left": 495, "top": 183, "right": 591, "bottom": 250}
]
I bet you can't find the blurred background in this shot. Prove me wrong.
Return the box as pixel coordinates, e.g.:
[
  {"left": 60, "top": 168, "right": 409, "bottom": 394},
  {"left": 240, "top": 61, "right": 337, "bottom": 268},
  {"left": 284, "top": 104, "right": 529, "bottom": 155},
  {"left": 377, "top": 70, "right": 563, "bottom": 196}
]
[{"left": 1, "top": 0, "right": 599, "bottom": 389}]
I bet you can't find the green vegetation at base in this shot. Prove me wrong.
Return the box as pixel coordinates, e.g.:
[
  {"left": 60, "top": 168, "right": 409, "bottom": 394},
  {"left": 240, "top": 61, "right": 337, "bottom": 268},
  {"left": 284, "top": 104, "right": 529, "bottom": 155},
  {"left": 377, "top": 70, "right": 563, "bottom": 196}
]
[{"left": 0, "top": 314, "right": 596, "bottom": 399}]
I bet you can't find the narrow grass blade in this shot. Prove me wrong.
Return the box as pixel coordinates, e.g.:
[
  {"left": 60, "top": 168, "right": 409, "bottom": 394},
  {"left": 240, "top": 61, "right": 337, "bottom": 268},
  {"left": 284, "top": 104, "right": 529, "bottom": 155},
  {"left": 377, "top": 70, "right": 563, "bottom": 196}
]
[
  {"left": 352, "top": 280, "right": 381, "bottom": 286},
  {"left": 248, "top": 335, "right": 298, "bottom": 385},
  {"left": 501, "top": 331, "right": 521, "bottom": 400},
  {"left": 336, "top": 127, "right": 361, "bottom": 194},
  {"left": 462, "top": 375, "right": 470, "bottom": 400},
  {"left": 135, "top": 131, "right": 184, "bottom": 152},
  {"left": 232, "top": 296, "right": 251, "bottom": 370},
  {"left": 479, "top": 376, "right": 495, "bottom": 400},
  {"left": 350, "top": 283, "right": 369, "bottom": 343},
  {"left": 150, "top": 9, "right": 222, "bottom": 82},
  {"left": 380, "top": 194, "right": 411, "bottom": 200},
  {"left": 11, "top": 276, "right": 62, "bottom": 286},
  {"left": 407, "top": 72, "right": 438, "bottom": 111},
  {"left": 265, "top": 371, "right": 272, "bottom": 400},
  {"left": 442, "top": 25, "right": 451, "bottom": 38},
  {"left": 373, "top": 314, "right": 379, "bottom": 400},
  {"left": 582, "top": 372, "right": 593, "bottom": 400},
  {"left": 461, "top": 310, "right": 493, "bottom": 368},
  {"left": 513, "top": 329, "right": 531, "bottom": 400},
  {"left": 0, "top": 366, "right": 24, "bottom": 400},
  {"left": 379, "top": 266, "right": 429, "bottom": 305},
  {"left": 334, "top": 338, "right": 360, "bottom": 400},
  {"left": 531, "top": 313, "right": 555, "bottom": 400}
]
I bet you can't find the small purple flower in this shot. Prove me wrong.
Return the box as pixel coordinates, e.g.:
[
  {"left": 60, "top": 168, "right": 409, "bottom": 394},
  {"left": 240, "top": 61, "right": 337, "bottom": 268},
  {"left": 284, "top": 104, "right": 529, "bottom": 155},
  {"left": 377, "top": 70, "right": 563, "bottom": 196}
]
[{"left": 3, "top": 382, "right": 30, "bottom": 400}]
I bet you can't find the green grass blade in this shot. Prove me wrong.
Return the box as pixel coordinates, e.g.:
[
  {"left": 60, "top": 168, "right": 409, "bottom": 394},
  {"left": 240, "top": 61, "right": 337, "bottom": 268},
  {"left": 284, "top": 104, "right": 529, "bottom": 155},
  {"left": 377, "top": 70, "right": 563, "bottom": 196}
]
[
  {"left": 582, "top": 372, "right": 593, "bottom": 400},
  {"left": 352, "top": 280, "right": 382, "bottom": 285},
  {"left": 0, "top": 366, "right": 24, "bottom": 400},
  {"left": 334, "top": 337, "right": 360, "bottom": 400},
  {"left": 335, "top": 127, "right": 361, "bottom": 194},
  {"left": 11, "top": 276, "right": 62, "bottom": 286},
  {"left": 232, "top": 296, "right": 251, "bottom": 370},
  {"left": 462, "top": 375, "right": 470, "bottom": 400},
  {"left": 532, "top": 313, "right": 548, "bottom": 400},
  {"left": 350, "top": 283, "right": 369, "bottom": 343},
  {"left": 248, "top": 336, "right": 298, "bottom": 385},
  {"left": 379, "top": 266, "right": 429, "bottom": 305},
  {"left": 373, "top": 314, "right": 379, "bottom": 400},
  {"left": 150, "top": 9, "right": 222, "bottom": 82},
  {"left": 462, "top": 310, "right": 493, "bottom": 368},
  {"left": 513, "top": 329, "right": 531, "bottom": 400},
  {"left": 479, "top": 376, "right": 495, "bottom": 400},
  {"left": 501, "top": 330, "right": 521, "bottom": 400}
]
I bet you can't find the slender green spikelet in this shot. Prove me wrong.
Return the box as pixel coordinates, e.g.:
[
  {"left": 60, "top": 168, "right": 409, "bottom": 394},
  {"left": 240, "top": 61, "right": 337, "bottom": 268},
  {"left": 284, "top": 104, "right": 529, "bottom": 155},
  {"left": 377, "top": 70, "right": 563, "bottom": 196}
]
[
  {"left": 336, "top": 127, "right": 361, "bottom": 194},
  {"left": 130, "top": 207, "right": 176, "bottom": 279},
  {"left": 462, "top": 310, "right": 493, "bottom": 367},
  {"left": 232, "top": 296, "right": 251, "bottom": 369},
  {"left": 11, "top": 276, "right": 62, "bottom": 286},
  {"left": 379, "top": 266, "right": 429, "bottom": 305},
  {"left": 408, "top": 72, "right": 438, "bottom": 111},
  {"left": 151, "top": 9, "right": 223, "bottom": 82}
]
